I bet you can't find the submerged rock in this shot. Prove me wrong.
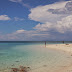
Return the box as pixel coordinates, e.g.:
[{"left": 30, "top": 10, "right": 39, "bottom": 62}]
[
  {"left": 43, "top": 65, "right": 47, "bottom": 67},
  {"left": 15, "top": 61, "right": 19, "bottom": 62},
  {"left": 11, "top": 68, "right": 19, "bottom": 72},
  {"left": 19, "top": 66, "right": 31, "bottom": 72},
  {"left": 11, "top": 66, "right": 31, "bottom": 72}
]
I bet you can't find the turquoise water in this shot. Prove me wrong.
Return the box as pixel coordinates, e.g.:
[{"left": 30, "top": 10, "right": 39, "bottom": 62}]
[{"left": 0, "top": 42, "right": 72, "bottom": 72}]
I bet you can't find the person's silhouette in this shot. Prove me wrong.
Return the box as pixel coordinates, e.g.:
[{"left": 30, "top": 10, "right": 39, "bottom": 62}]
[{"left": 45, "top": 41, "right": 46, "bottom": 47}]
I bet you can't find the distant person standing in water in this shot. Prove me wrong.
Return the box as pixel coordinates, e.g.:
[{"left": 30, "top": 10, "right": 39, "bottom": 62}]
[
  {"left": 63, "top": 41, "right": 64, "bottom": 44},
  {"left": 45, "top": 41, "right": 46, "bottom": 47}
]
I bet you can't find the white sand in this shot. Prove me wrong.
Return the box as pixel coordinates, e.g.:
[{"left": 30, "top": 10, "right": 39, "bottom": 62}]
[
  {"left": 46, "top": 44, "right": 72, "bottom": 53},
  {"left": 46, "top": 44, "right": 72, "bottom": 72}
]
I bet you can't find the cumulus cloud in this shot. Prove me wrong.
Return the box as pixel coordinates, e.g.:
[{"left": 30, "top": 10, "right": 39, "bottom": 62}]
[
  {"left": 0, "top": 29, "right": 50, "bottom": 41},
  {"left": 48, "top": 2, "right": 72, "bottom": 14},
  {"left": 0, "top": 15, "right": 24, "bottom": 21},
  {"left": 56, "top": 15, "right": 72, "bottom": 33},
  {"left": 0, "top": 15, "right": 11, "bottom": 20},
  {"left": 0, "top": 28, "right": 72, "bottom": 41},
  {"left": 33, "top": 22, "right": 53, "bottom": 31},
  {"left": 34, "top": 15, "right": 72, "bottom": 33},
  {"left": 29, "top": 1, "right": 68, "bottom": 23},
  {"left": 29, "top": 1, "right": 72, "bottom": 34},
  {"left": 1, "top": 29, "right": 72, "bottom": 41}
]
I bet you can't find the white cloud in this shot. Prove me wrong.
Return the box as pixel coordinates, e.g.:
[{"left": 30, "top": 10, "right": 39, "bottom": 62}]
[
  {"left": 9, "top": 0, "right": 22, "bottom": 3},
  {"left": 9, "top": 0, "right": 31, "bottom": 8},
  {"left": 0, "top": 15, "right": 11, "bottom": 20},
  {"left": 56, "top": 15, "right": 72, "bottom": 33},
  {"left": 34, "top": 15, "right": 72, "bottom": 33},
  {"left": 29, "top": 1, "right": 68, "bottom": 23},
  {"left": 15, "top": 29, "right": 25, "bottom": 34},
  {"left": 48, "top": 1, "right": 72, "bottom": 14},
  {"left": 0, "top": 29, "right": 50, "bottom": 40},
  {"left": 34, "top": 22, "right": 53, "bottom": 31},
  {"left": 29, "top": 1, "right": 72, "bottom": 34},
  {"left": 0, "top": 15, "right": 25, "bottom": 21},
  {"left": 14, "top": 17, "right": 24, "bottom": 21}
]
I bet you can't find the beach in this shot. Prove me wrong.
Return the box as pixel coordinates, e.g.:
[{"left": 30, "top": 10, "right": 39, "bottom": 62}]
[
  {"left": 46, "top": 43, "right": 72, "bottom": 72},
  {"left": 0, "top": 43, "right": 72, "bottom": 72},
  {"left": 46, "top": 44, "right": 72, "bottom": 54}
]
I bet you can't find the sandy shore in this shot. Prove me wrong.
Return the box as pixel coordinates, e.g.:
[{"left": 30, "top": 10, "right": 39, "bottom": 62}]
[
  {"left": 46, "top": 43, "right": 72, "bottom": 72},
  {"left": 46, "top": 44, "right": 72, "bottom": 54}
]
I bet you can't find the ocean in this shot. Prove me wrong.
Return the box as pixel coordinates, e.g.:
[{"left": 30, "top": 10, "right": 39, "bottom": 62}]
[{"left": 0, "top": 41, "right": 72, "bottom": 72}]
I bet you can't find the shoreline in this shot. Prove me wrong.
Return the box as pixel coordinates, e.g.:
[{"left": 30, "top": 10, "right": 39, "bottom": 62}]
[{"left": 0, "top": 43, "right": 72, "bottom": 72}]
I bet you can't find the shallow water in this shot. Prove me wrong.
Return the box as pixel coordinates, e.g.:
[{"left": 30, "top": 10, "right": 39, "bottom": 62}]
[{"left": 0, "top": 42, "right": 72, "bottom": 72}]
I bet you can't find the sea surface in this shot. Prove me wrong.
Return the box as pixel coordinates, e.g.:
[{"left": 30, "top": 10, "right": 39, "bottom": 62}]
[{"left": 0, "top": 41, "right": 72, "bottom": 72}]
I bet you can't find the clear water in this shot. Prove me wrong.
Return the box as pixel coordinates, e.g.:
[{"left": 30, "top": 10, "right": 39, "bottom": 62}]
[{"left": 0, "top": 42, "right": 72, "bottom": 72}]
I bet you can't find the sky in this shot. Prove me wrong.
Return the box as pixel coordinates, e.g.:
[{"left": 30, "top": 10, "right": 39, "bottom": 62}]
[{"left": 0, "top": 0, "right": 72, "bottom": 41}]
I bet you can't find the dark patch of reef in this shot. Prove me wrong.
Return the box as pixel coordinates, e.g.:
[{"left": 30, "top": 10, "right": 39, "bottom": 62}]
[{"left": 11, "top": 66, "right": 31, "bottom": 72}]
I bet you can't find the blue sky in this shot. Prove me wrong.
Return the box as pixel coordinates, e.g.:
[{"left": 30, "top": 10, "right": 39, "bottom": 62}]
[{"left": 0, "top": 0, "right": 72, "bottom": 41}]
